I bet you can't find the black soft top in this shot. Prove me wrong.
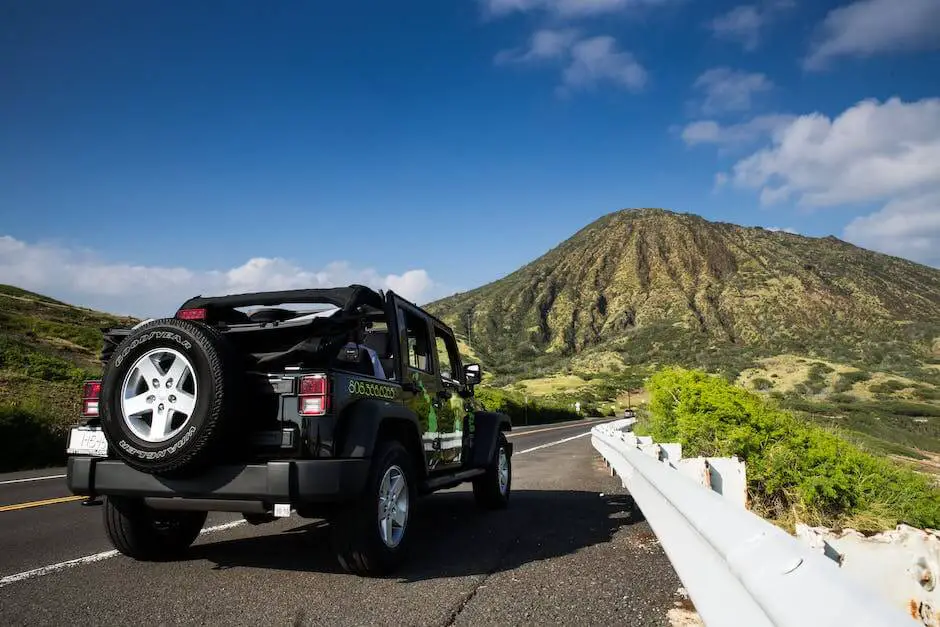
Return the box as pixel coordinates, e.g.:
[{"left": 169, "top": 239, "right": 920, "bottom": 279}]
[{"left": 178, "top": 284, "right": 386, "bottom": 315}]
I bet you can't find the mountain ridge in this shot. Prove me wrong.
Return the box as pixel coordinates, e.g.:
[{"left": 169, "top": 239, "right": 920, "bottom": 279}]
[{"left": 426, "top": 208, "right": 940, "bottom": 379}]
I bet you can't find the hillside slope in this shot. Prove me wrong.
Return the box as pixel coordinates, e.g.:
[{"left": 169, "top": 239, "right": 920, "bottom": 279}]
[
  {"left": 427, "top": 209, "right": 940, "bottom": 380},
  {"left": 0, "top": 285, "right": 137, "bottom": 470}
]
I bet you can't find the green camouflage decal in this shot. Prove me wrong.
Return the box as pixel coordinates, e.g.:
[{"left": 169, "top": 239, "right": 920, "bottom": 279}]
[
  {"left": 407, "top": 372, "right": 437, "bottom": 433},
  {"left": 347, "top": 379, "right": 397, "bottom": 400}
]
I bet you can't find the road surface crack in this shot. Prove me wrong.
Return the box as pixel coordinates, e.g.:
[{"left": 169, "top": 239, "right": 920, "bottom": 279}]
[
  {"left": 443, "top": 572, "right": 492, "bottom": 627},
  {"left": 441, "top": 508, "right": 538, "bottom": 627}
]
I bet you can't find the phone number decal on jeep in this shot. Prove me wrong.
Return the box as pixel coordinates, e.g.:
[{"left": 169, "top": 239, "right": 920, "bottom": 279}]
[{"left": 347, "top": 380, "right": 397, "bottom": 400}]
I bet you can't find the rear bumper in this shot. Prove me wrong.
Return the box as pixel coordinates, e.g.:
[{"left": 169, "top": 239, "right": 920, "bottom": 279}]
[{"left": 66, "top": 456, "right": 370, "bottom": 510}]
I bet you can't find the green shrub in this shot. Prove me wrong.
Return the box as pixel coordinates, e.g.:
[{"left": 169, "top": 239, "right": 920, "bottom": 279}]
[
  {"left": 751, "top": 377, "right": 773, "bottom": 391},
  {"left": 842, "top": 370, "right": 872, "bottom": 384},
  {"left": 804, "top": 363, "right": 832, "bottom": 394},
  {"left": 828, "top": 393, "right": 856, "bottom": 403},
  {"left": 0, "top": 404, "right": 67, "bottom": 472},
  {"left": 870, "top": 379, "right": 908, "bottom": 396},
  {"left": 0, "top": 337, "right": 93, "bottom": 383},
  {"left": 475, "top": 387, "right": 582, "bottom": 426},
  {"left": 646, "top": 367, "right": 940, "bottom": 531},
  {"left": 834, "top": 370, "right": 872, "bottom": 392},
  {"left": 913, "top": 386, "right": 940, "bottom": 401}
]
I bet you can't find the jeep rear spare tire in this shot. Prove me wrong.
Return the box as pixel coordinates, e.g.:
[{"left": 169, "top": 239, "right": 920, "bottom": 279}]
[{"left": 99, "top": 318, "right": 241, "bottom": 476}]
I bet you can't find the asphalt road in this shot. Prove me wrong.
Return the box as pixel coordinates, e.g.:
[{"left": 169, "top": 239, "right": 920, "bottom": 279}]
[{"left": 0, "top": 418, "right": 688, "bottom": 626}]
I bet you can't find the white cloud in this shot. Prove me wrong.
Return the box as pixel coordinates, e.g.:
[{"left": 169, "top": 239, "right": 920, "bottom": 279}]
[
  {"left": 766, "top": 226, "right": 799, "bottom": 234},
  {"left": 495, "top": 28, "right": 579, "bottom": 64},
  {"left": 693, "top": 67, "right": 774, "bottom": 114},
  {"left": 710, "top": 97, "right": 940, "bottom": 267},
  {"left": 681, "top": 114, "right": 795, "bottom": 148},
  {"left": 805, "top": 0, "right": 940, "bottom": 70},
  {"left": 728, "top": 97, "right": 940, "bottom": 207},
  {"left": 562, "top": 36, "right": 647, "bottom": 92},
  {"left": 497, "top": 31, "right": 647, "bottom": 93},
  {"left": 707, "top": 1, "right": 793, "bottom": 51},
  {"left": 483, "top": 0, "right": 674, "bottom": 18},
  {"left": 0, "top": 236, "right": 442, "bottom": 317},
  {"left": 843, "top": 192, "right": 940, "bottom": 266},
  {"left": 708, "top": 5, "right": 763, "bottom": 50}
]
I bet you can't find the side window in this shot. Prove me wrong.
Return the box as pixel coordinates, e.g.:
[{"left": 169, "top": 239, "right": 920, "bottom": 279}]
[
  {"left": 434, "top": 328, "right": 461, "bottom": 383},
  {"left": 401, "top": 309, "right": 432, "bottom": 372}
]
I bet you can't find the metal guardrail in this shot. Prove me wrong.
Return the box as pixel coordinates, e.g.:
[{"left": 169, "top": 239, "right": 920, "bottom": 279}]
[{"left": 591, "top": 420, "right": 918, "bottom": 627}]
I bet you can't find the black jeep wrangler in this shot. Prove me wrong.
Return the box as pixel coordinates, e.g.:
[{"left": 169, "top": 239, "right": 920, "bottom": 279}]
[{"left": 65, "top": 285, "right": 512, "bottom": 575}]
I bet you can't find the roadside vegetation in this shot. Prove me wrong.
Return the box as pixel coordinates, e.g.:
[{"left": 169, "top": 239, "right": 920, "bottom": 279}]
[
  {"left": 0, "top": 285, "right": 130, "bottom": 472},
  {"left": 474, "top": 387, "right": 591, "bottom": 425},
  {"left": 642, "top": 367, "right": 940, "bottom": 532}
]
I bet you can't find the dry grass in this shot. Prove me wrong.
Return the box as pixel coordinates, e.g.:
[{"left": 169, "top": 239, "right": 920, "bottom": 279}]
[
  {"left": 507, "top": 374, "right": 597, "bottom": 396},
  {"left": 569, "top": 350, "right": 626, "bottom": 373},
  {"left": 737, "top": 354, "right": 849, "bottom": 393},
  {"left": 736, "top": 353, "right": 937, "bottom": 401},
  {"left": 854, "top": 372, "right": 918, "bottom": 399}
]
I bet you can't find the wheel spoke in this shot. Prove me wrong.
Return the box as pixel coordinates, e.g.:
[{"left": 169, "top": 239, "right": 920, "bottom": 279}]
[
  {"left": 389, "top": 475, "right": 404, "bottom": 500},
  {"left": 383, "top": 516, "right": 393, "bottom": 544},
  {"left": 174, "top": 390, "right": 196, "bottom": 416},
  {"left": 150, "top": 409, "right": 170, "bottom": 440},
  {"left": 124, "top": 392, "right": 152, "bottom": 417},
  {"left": 136, "top": 354, "right": 163, "bottom": 384},
  {"left": 165, "top": 356, "right": 188, "bottom": 387},
  {"left": 392, "top": 505, "right": 407, "bottom": 527}
]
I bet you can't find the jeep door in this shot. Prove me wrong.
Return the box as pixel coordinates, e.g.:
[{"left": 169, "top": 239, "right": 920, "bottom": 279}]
[
  {"left": 431, "top": 323, "right": 469, "bottom": 470},
  {"left": 394, "top": 300, "right": 445, "bottom": 470}
]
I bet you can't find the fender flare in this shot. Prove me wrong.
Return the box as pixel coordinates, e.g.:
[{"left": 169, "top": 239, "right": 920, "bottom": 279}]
[
  {"left": 471, "top": 411, "right": 512, "bottom": 468},
  {"left": 334, "top": 399, "right": 426, "bottom": 476}
]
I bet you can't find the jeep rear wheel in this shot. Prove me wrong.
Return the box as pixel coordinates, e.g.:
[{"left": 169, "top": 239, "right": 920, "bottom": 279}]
[
  {"left": 329, "top": 440, "right": 415, "bottom": 576},
  {"left": 104, "top": 496, "right": 207, "bottom": 560},
  {"left": 98, "top": 318, "right": 242, "bottom": 476}
]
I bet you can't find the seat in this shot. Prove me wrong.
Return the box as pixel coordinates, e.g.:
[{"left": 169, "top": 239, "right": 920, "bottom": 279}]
[{"left": 362, "top": 330, "right": 396, "bottom": 380}]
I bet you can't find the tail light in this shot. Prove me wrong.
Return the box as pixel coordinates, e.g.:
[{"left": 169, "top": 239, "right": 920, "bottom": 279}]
[
  {"left": 82, "top": 380, "right": 102, "bottom": 418},
  {"left": 176, "top": 308, "right": 207, "bottom": 321},
  {"left": 298, "top": 374, "right": 329, "bottom": 416}
]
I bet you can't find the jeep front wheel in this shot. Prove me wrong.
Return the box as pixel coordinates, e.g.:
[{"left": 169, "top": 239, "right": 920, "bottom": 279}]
[
  {"left": 473, "top": 433, "right": 511, "bottom": 509},
  {"left": 329, "top": 440, "right": 415, "bottom": 576}
]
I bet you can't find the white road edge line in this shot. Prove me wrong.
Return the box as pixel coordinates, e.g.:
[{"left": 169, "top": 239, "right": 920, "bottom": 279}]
[
  {"left": 515, "top": 431, "right": 591, "bottom": 455},
  {"left": 0, "top": 474, "right": 66, "bottom": 486},
  {"left": 0, "top": 519, "right": 246, "bottom": 588},
  {"left": 0, "top": 429, "right": 595, "bottom": 589}
]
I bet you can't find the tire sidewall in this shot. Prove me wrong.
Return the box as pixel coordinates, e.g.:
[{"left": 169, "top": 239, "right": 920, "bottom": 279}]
[
  {"left": 497, "top": 436, "right": 511, "bottom": 501},
  {"left": 367, "top": 442, "right": 416, "bottom": 564},
  {"left": 100, "top": 321, "right": 225, "bottom": 470}
]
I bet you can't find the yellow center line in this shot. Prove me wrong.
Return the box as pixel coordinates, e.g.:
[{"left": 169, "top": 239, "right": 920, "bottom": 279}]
[
  {"left": 0, "top": 496, "right": 85, "bottom": 513},
  {"left": 506, "top": 418, "right": 612, "bottom": 438}
]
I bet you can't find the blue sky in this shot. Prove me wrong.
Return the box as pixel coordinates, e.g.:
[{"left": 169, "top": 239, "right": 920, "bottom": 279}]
[{"left": 2, "top": 0, "right": 939, "bottom": 316}]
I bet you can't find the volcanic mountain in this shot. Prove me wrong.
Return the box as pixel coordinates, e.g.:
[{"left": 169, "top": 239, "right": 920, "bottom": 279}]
[{"left": 426, "top": 209, "right": 940, "bottom": 378}]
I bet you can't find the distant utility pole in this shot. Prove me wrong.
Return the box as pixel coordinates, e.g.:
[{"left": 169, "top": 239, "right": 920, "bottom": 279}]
[{"left": 466, "top": 310, "right": 473, "bottom": 350}]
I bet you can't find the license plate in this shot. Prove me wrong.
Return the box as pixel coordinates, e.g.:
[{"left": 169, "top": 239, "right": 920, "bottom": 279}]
[{"left": 67, "top": 427, "right": 109, "bottom": 457}]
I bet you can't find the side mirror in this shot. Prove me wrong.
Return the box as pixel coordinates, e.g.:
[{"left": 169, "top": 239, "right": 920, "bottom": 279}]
[{"left": 464, "top": 363, "right": 482, "bottom": 385}]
